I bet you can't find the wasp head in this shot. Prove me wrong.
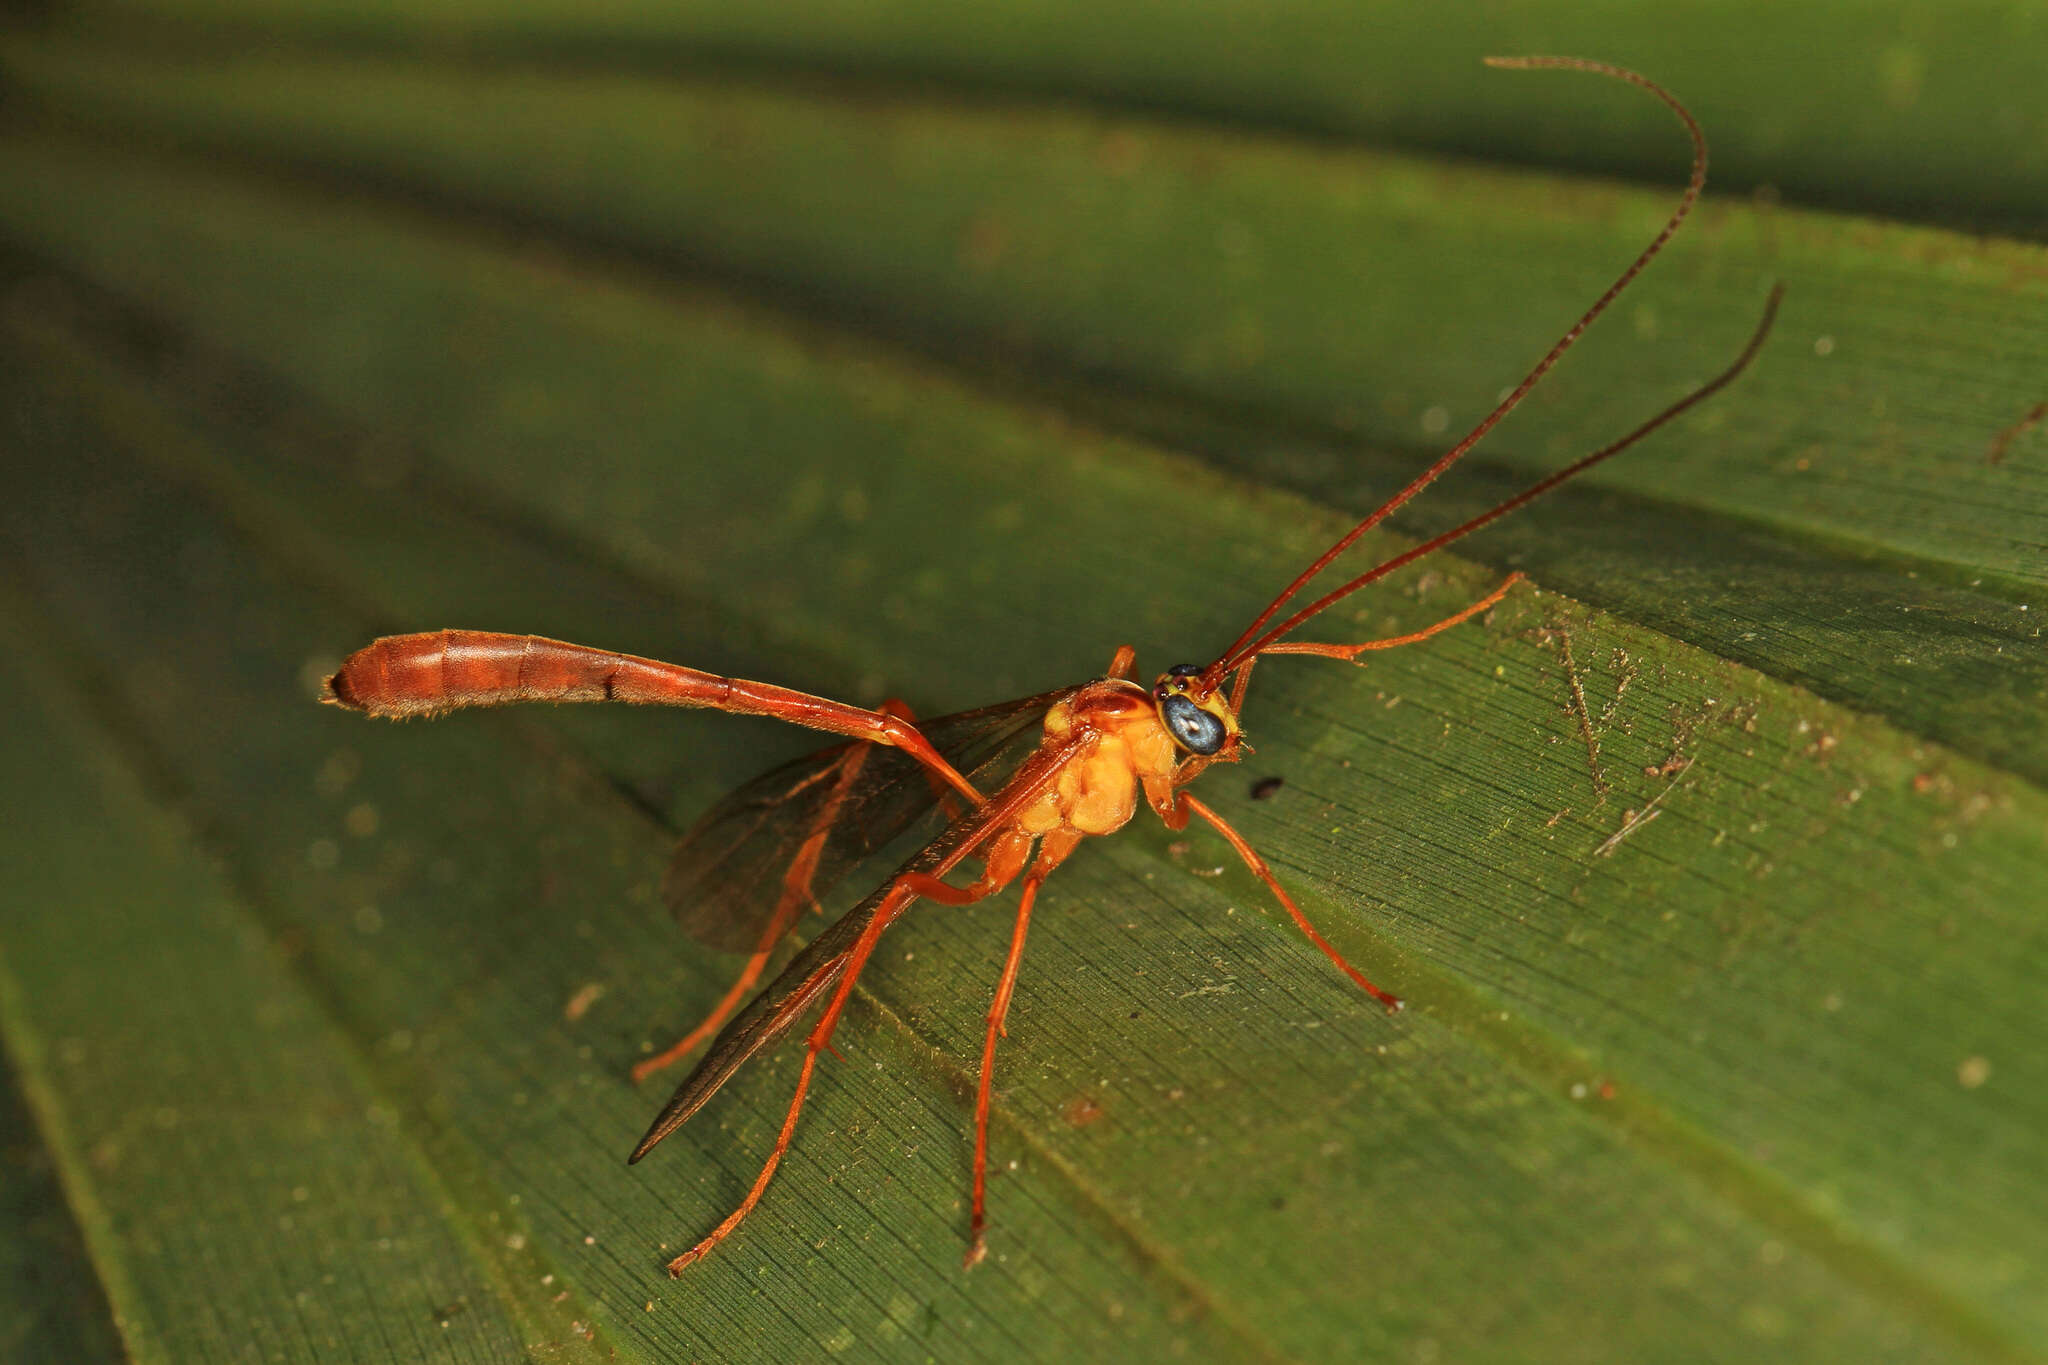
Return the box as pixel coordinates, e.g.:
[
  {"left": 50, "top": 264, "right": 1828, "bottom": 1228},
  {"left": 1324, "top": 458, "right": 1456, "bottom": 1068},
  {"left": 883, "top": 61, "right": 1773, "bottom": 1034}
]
[{"left": 1151, "top": 664, "right": 1242, "bottom": 757}]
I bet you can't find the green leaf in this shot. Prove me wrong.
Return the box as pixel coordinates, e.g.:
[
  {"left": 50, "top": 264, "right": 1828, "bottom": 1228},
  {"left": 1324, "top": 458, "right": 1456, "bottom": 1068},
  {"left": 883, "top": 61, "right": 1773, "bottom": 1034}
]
[
  {"left": 2, "top": 16, "right": 2043, "bottom": 1364},
  {"left": 39, "top": 0, "right": 2048, "bottom": 230},
  {"left": 5, "top": 35, "right": 2044, "bottom": 781}
]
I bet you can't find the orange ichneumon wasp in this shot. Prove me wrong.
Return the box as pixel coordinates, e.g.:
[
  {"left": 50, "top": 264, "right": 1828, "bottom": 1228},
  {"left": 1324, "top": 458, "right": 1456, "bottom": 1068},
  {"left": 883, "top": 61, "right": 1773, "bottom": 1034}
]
[{"left": 321, "top": 57, "right": 1782, "bottom": 1275}]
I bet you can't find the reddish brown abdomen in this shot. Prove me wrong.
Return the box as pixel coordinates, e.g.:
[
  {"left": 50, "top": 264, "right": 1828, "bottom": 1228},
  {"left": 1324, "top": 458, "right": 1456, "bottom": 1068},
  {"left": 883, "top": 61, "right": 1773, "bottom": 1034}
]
[{"left": 324, "top": 630, "right": 688, "bottom": 718}]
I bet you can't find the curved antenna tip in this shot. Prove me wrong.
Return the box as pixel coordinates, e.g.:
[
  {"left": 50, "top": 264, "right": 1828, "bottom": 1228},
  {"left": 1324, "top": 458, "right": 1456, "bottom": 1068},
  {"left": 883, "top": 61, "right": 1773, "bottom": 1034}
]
[{"left": 1482, "top": 55, "right": 1620, "bottom": 70}]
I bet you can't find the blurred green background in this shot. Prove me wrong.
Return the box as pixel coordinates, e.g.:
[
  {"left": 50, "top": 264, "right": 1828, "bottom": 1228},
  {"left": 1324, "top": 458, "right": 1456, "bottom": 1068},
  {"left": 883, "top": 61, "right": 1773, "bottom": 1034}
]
[{"left": 2, "top": 3, "right": 2045, "bottom": 1362}]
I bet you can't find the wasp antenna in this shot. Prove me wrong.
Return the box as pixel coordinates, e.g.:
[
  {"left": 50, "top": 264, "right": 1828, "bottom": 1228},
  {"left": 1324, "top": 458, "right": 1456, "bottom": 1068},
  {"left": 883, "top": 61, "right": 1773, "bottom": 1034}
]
[
  {"left": 1224, "top": 282, "right": 1784, "bottom": 676},
  {"left": 1204, "top": 58, "right": 1708, "bottom": 688}
]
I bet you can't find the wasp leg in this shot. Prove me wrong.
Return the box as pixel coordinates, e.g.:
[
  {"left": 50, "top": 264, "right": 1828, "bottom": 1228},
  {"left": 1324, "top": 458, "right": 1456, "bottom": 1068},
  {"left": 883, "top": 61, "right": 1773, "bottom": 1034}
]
[
  {"left": 1177, "top": 793, "right": 1403, "bottom": 1013},
  {"left": 964, "top": 827, "right": 1081, "bottom": 1268},
  {"left": 634, "top": 700, "right": 932, "bottom": 1086},
  {"left": 1260, "top": 573, "right": 1523, "bottom": 660},
  {"left": 663, "top": 830, "right": 1031, "bottom": 1275}
]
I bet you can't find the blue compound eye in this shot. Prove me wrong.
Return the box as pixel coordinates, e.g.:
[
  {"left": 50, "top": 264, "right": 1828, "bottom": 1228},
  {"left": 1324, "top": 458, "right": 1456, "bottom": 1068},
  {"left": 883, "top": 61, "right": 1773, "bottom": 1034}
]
[{"left": 1160, "top": 693, "right": 1228, "bottom": 755}]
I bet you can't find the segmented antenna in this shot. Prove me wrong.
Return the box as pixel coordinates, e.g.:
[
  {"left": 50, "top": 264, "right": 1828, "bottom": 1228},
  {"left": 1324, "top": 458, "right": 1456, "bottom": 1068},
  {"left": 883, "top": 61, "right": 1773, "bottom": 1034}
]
[{"left": 1204, "top": 58, "right": 1722, "bottom": 687}]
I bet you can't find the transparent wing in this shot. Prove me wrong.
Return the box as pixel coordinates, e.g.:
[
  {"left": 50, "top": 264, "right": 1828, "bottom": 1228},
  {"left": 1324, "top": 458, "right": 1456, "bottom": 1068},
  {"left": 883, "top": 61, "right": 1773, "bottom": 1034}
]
[
  {"left": 661, "top": 688, "right": 1071, "bottom": 952},
  {"left": 630, "top": 733, "right": 1077, "bottom": 1163}
]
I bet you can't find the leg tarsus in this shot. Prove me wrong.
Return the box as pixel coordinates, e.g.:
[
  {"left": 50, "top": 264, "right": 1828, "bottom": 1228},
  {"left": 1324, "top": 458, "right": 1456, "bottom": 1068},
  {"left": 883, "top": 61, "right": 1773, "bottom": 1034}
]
[
  {"left": 1177, "top": 793, "right": 1404, "bottom": 1012},
  {"left": 664, "top": 1043, "right": 823, "bottom": 1275},
  {"left": 660, "top": 878, "right": 913, "bottom": 1274},
  {"left": 663, "top": 841, "right": 1027, "bottom": 1273},
  {"left": 968, "top": 877, "right": 1039, "bottom": 1270},
  {"left": 965, "top": 831, "right": 1077, "bottom": 1268}
]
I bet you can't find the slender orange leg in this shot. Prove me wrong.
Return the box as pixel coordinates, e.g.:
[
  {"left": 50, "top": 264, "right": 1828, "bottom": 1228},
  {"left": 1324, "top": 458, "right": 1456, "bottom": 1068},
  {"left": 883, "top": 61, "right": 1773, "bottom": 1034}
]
[
  {"left": 1178, "top": 793, "right": 1404, "bottom": 1013},
  {"left": 633, "top": 957, "right": 775, "bottom": 1085},
  {"left": 965, "top": 828, "right": 1078, "bottom": 1268},
  {"left": 901, "top": 830, "right": 1031, "bottom": 908},
  {"left": 634, "top": 701, "right": 927, "bottom": 1085},
  {"left": 1179, "top": 577, "right": 1518, "bottom": 1009},
  {"left": 665, "top": 880, "right": 913, "bottom": 1275},
  {"left": 663, "top": 838, "right": 1028, "bottom": 1275},
  {"left": 1259, "top": 572, "right": 1523, "bottom": 660},
  {"left": 635, "top": 805, "right": 855, "bottom": 1083},
  {"left": 965, "top": 875, "right": 1041, "bottom": 1270},
  {"left": 662, "top": 883, "right": 903, "bottom": 1274}
]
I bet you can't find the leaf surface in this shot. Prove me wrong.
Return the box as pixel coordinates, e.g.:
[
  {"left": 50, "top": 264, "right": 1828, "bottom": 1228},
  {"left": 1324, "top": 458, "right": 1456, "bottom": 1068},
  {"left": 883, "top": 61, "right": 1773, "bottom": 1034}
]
[{"left": 1, "top": 14, "right": 2044, "bottom": 1364}]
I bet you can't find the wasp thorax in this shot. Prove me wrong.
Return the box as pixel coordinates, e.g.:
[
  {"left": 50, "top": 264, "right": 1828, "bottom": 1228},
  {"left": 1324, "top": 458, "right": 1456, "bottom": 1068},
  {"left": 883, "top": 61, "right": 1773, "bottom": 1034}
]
[{"left": 1152, "top": 666, "right": 1239, "bottom": 756}]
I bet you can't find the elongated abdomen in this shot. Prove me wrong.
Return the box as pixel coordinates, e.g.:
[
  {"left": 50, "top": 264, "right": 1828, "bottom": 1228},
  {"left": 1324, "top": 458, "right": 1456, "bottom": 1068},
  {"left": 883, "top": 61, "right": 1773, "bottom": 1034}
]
[{"left": 323, "top": 630, "right": 725, "bottom": 719}]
